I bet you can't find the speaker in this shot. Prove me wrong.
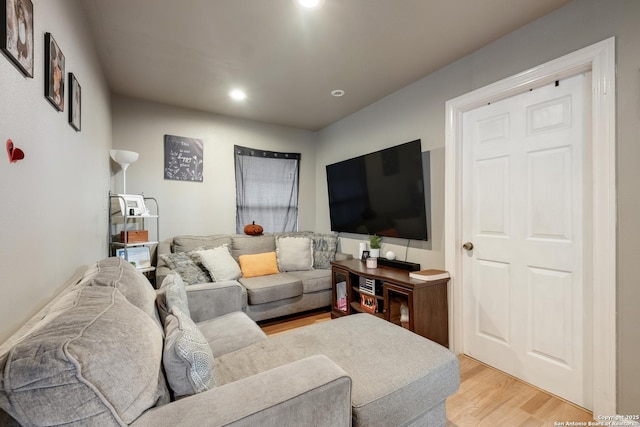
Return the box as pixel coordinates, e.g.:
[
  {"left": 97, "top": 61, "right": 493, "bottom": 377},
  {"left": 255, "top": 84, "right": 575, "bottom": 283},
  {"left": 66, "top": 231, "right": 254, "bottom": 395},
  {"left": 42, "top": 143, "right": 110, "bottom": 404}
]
[{"left": 376, "top": 258, "right": 421, "bottom": 272}]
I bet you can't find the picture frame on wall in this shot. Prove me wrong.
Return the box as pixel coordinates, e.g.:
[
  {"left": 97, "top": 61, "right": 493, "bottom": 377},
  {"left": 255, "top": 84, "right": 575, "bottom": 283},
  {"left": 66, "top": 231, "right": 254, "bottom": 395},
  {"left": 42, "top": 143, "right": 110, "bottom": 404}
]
[
  {"left": 44, "top": 32, "right": 64, "bottom": 111},
  {"left": 68, "top": 73, "right": 81, "bottom": 131},
  {"left": 1, "top": 0, "right": 34, "bottom": 77},
  {"left": 163, "top": 134, "right": 204, "bottom": 182}
]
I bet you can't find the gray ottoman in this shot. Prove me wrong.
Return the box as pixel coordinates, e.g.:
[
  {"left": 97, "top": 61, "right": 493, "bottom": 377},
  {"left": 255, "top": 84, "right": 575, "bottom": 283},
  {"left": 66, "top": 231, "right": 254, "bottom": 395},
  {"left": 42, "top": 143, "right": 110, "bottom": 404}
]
[{"left": 215, "top": 314, "right": 460, "bottom": 426}]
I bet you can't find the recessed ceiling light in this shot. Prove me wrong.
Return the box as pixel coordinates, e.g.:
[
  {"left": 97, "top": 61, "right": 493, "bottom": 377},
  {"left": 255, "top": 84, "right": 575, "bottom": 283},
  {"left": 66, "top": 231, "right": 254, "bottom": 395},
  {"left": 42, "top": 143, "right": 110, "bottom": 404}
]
[
  {"left": 297, "top": 0, "right": 323, "bottom": 8},
  {"left": 229, "top": 89, "right": 247, "bottom": 101},
  {"left": 331, "top": 89, "right": 345, "bottom": 97}
]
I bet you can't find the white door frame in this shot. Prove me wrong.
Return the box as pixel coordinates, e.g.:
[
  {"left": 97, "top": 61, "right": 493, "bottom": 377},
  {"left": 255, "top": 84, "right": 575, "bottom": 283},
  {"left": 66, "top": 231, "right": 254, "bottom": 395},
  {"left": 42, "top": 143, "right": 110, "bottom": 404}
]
[{"left": 444, "top": 38, "right": 616, "bottom": 416}]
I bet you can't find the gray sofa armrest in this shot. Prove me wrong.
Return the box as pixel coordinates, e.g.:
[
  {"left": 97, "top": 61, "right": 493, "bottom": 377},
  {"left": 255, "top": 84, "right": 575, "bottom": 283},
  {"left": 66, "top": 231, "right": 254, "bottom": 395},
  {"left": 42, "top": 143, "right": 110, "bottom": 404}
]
[
  {"left": 157, "top": 238, "right": 173, "bottom": 257},
  {"left": 155, "top": 239, "right": 174, "bottom": 286},
  {"left": 335, "top": 252, "right": 353, "bottom": 261},
  {"left": 186, "top": 281, "right": 248, "bottom": 323},
  {"left": 155, "top": 265, "right": 171, "bottom": 288},
  {"left": 132, "top": 355, "right": 352, "bottom": 427}
]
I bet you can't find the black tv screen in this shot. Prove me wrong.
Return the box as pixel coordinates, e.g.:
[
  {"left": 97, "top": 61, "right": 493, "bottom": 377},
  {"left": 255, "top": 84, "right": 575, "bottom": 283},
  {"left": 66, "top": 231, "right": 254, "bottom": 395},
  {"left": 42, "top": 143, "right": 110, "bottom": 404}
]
[{"left": 326, "top": 139, "right": 428, "bottom": 241}]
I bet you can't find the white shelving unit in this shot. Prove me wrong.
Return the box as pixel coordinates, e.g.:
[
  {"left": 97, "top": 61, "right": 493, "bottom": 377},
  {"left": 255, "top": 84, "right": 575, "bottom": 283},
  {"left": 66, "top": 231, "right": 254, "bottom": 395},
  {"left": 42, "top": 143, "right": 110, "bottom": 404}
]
[{"left": 108, "top": 193, "right": 159, "bottom": 275}]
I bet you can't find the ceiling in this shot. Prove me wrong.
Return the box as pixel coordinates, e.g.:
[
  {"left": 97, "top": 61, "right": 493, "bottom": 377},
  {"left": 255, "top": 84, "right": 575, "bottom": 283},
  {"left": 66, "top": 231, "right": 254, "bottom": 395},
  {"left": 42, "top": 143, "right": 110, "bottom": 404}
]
[{"left": 80, "top": 0, "right": 571, "bottom": 131}]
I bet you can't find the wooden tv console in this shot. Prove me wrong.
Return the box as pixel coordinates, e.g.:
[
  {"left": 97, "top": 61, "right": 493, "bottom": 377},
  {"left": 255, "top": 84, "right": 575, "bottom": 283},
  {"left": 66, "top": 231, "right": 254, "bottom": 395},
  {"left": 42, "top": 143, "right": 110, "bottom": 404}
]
[{"left": 330, "top": 258, "right": 449, "bottom": 347}]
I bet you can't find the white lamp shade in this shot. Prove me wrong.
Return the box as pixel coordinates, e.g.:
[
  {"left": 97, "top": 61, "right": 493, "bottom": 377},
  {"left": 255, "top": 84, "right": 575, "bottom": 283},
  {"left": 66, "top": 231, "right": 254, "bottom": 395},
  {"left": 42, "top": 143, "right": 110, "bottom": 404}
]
[
  {"left": 110, "top": 149, "right": 139, "bottom": 194},
  {"left": 110, "top": 150, "right": 139, "bottom": 169}
]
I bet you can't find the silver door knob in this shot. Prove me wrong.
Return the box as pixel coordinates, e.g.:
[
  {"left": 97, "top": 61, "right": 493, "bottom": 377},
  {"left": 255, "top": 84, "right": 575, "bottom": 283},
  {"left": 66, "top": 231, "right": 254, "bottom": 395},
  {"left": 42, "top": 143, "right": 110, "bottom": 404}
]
[{"left": 462, "top": 242, "right": 474, "bottom": 251}]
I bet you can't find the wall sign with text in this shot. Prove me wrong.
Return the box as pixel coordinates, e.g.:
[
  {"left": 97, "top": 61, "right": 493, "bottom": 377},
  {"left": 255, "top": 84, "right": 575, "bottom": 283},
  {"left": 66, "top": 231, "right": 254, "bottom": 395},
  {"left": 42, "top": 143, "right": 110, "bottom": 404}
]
[{"left": 163, "top": 134, "right": 204, "bottom": 182}]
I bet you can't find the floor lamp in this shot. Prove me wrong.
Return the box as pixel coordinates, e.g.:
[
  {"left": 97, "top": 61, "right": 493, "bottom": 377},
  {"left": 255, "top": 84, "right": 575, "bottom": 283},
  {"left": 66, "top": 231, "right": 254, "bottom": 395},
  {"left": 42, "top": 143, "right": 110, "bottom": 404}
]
[{"left": 110, "top": 149, "right": 139, "bottom": 194}]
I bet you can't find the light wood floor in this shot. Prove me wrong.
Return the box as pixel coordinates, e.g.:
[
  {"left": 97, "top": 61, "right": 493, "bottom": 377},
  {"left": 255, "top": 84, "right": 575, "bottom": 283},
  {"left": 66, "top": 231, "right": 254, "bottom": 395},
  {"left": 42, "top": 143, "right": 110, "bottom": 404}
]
[
  {"left": 259, "top": 310, "right": 594, "bottom": 427},
  {"left": 447, "top": 355, "right": 593, "bottom": 426},
  {"left": 259, "top": 309, "right": 332, "bottom": 336}
]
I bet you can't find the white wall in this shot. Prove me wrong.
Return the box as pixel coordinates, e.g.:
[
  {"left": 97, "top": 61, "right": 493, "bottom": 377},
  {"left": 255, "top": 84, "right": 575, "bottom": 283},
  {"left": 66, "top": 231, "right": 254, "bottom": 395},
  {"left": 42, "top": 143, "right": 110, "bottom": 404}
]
[
  {"left": 0, "top": 0, "right": 112, "bottom": 343},
  {"left": 111, "top": 96, "right": 317, "bottom": 240},
  {"left": 314, "top": 0, "right": 640, "bottom": 414}
]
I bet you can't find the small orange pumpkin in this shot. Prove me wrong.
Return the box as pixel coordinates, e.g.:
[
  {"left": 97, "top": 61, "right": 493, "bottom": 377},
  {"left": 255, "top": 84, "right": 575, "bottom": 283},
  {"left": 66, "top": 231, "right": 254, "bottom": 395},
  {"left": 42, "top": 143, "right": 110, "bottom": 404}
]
[{"left": 244, "top": 221, "right": 264, "bottom": 236}]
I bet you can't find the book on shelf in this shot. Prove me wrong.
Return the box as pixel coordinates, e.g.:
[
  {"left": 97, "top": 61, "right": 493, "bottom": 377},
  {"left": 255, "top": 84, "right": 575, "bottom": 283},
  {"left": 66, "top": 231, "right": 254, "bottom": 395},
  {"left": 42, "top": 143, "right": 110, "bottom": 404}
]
[{"left": 409, "top": 269, "right": 450, "bottom": 281}]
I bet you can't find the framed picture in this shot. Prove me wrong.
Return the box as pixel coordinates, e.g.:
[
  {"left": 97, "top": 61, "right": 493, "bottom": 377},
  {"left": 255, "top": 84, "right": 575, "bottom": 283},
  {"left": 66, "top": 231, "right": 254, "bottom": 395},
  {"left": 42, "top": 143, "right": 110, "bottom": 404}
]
[
  {"left": 68, "top": 73, "right": 81, "bottom": 131},
  {"left": 1, "top": 0, "right": 33, "bottom": 77},
  {"left": 116, "top": 247, "right": 151, "bottom": 269},
  {"left": 115, "top": 194, "right": 148, "bottom": 216},
  {"left": 44, "top": 32, "right": 64, "bottom": 111},
  {"left": 360, "top": 250, "right": 370, "bottom": 262},
  {"left": 164, "top": 134, "right": 204, "bottom": 182}
]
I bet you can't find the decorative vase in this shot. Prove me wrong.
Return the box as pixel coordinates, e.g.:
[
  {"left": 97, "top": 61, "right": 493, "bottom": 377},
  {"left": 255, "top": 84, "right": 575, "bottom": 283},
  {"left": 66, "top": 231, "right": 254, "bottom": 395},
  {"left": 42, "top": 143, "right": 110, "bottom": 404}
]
[{"left": 369, "top": 248, "right": 380, "bottom": 258}]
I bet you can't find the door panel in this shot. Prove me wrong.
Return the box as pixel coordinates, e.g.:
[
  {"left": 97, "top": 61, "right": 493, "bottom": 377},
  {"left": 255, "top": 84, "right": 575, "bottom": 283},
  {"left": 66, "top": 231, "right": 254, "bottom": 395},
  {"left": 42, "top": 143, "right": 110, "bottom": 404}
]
[
  {"left": 476, "top": 259, "right": 511, "bottom": 344},
  {"left": 528, "top": 147, "right": 572, "bottom": 240},
  {"left": 476, "top": 156, "right": 509, "bottom": 236},
  {"left": 528, "top": 266, "right": 573, "bottom": 366}
]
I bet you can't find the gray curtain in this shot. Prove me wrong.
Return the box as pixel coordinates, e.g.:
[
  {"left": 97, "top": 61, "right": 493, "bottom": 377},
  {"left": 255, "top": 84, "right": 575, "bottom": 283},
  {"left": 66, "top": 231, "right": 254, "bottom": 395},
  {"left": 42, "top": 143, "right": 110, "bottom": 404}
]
[{"left": 235, "top": 145, "right": 300, "bottom": 233}]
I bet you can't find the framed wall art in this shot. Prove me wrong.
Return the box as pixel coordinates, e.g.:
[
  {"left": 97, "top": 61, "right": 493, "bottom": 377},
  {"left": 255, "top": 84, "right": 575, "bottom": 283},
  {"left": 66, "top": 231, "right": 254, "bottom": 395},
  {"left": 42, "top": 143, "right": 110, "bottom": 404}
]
[
  {"left": 44, "top": 32, "right": 64, "bottom": 111},
  {"left": 68, "top": 73, "right": 81, "bottom": 131},
  {"left": 1, "top": 0, "right": 34, "bottom": 77},
  {"left": 164, "top": 134, "right": 204, "bottom": 182}
]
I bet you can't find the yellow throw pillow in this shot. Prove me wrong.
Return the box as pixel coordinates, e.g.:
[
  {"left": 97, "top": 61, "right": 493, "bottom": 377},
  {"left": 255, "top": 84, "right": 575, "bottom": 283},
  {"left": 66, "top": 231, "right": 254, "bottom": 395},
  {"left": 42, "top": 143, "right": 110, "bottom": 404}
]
[{"left": 238, "top": 252, "right": 279, "bottom": 278}]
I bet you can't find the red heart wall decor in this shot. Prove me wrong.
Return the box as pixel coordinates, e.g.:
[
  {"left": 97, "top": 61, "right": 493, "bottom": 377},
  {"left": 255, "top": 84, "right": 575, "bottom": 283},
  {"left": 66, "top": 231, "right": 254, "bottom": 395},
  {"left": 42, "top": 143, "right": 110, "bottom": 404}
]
[{"left": 6, "top": 139, "right": 25, "bottom": 163}]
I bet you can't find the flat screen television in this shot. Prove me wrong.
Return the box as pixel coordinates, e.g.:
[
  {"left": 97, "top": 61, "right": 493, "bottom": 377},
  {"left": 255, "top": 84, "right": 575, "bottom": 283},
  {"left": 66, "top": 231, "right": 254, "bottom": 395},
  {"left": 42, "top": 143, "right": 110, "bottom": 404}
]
[{"left": 326, "top": 139, "right": 428, "bottom": 241}]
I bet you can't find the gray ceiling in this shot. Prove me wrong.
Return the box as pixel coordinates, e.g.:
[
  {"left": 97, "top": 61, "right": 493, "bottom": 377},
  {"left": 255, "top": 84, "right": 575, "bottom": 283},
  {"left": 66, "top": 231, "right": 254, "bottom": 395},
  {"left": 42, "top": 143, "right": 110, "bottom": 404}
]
[{"left": 80, "top": 0, "right": 571, "bottom": 131}]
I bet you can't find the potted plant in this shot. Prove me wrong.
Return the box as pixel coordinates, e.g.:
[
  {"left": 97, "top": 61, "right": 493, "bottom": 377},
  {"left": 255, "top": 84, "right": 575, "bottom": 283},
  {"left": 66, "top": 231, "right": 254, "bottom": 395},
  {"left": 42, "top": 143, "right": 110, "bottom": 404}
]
[{"left": 369, "top": 234, "right": 382, "bottom": 258}]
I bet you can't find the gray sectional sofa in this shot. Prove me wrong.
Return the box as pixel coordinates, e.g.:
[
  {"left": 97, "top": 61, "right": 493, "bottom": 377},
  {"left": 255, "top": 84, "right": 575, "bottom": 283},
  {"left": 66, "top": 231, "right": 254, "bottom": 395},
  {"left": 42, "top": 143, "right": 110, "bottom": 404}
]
[
  {"left": 156, "top": 232, "right": 351, "bottom": 322},
  {"left": 0, "top": 257, "right": 460, "bottom": 426}
]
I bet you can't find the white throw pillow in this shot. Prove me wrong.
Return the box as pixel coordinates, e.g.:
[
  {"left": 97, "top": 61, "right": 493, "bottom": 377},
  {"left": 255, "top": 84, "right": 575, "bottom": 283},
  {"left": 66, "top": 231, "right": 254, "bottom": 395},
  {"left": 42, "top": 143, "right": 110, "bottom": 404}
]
[
  {"left": 194, "top": 245, "right": 242, "bottom": 282},
  {"left": 276, "top": 236, "right": 314, "bottom": 272}
]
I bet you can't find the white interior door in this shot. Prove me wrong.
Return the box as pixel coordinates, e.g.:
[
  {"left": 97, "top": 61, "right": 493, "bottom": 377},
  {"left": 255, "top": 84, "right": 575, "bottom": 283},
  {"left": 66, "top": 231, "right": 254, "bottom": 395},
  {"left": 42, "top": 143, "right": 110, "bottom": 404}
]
[{"left": 461, "top": 73, "right": 592, "bottom": 409}]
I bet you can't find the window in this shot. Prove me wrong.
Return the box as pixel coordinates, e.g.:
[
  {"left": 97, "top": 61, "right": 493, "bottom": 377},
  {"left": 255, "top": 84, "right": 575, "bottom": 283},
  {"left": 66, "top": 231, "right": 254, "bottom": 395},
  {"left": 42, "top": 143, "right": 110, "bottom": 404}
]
[{"left": 234, "top": 145, "right": 300, "bottom": 233}]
